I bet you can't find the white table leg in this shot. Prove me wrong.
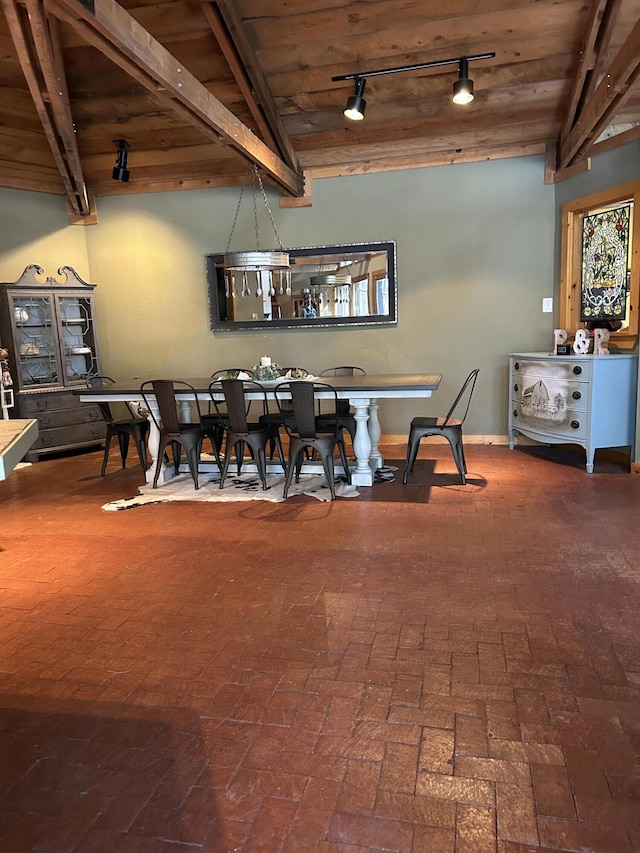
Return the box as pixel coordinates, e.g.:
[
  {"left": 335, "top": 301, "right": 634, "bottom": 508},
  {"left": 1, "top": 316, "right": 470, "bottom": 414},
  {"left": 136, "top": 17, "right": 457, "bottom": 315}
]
[
  {"left": 368, "top": 398, "right": 383, "bottom": 470},
  {"left": 350, "top": 397, "right": 373, "bottom": 486}
]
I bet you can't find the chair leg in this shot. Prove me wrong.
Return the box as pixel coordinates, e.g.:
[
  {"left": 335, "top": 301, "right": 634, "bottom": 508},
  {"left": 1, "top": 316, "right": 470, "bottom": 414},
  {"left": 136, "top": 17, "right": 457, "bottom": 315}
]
[
  {"left": 320, "top": 451, "right": 336, "bottom": 500},
  {"left": 185, "top": 445, "right": 200, "bottom": 490},
  {"left": 153, "top": 438, "right": 169, "bottom": 488},
  {"left": 101, "top": 427, "right": 115, "bottom": 476},
  {"left": 134, "top": 434, "right": 149, "bottom": 471},
  {"left": 282, "top": 446, "right": 301, "bottom": 498},
  {"left": 447, "top": 435, "right": 467, "bottom": 485},
  {"left": 256, "top": 447, "right": 268, "bottom": 490},
  {"left": 117, "top": 432, "right": 130, "bottom": 468},
  {"left": 219, "top": 443, "right": 232, "bottom": 489},
  {"left": 402, "top": 433, "right": 421, "bottom": 484},
  {"left": 337, "top": 437, "right": 352, "bottom": 485}
]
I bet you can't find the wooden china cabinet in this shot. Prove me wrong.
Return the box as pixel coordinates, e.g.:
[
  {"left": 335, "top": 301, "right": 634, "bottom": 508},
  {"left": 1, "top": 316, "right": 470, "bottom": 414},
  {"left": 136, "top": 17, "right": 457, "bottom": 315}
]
[{"left": 0, "top": 264, "right": 106, "bottom": 461}]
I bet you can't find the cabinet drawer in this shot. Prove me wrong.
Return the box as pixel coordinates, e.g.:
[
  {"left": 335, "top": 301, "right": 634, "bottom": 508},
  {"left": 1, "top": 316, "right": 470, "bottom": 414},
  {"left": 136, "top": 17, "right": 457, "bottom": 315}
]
[
  {"left": 36, "top": 405, "right": 103, "bottom": 429},
  {"left": 20, "top": 390, "right": 83, "bottom": 414},
  {"left": 31, "top": 422, "right": 105, "bottom": 450},
  {"left": 511, "top": 375, "right": 588, "bottom": 410},
  {"left": 511, "top": 400, "right": 587, "bottom": 440}
]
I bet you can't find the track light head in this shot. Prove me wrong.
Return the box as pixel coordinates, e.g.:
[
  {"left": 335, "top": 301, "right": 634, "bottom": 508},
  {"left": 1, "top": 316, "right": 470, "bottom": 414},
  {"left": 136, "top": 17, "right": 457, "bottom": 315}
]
[
  {"left": 344, "top": 77, "right": 366, "bottom": 121},
  {"left": 452, "top": 57, "right": 474, "bottom": 105},
  {"left": 112, "top": 139, "right": 131, "bottom": 182}
]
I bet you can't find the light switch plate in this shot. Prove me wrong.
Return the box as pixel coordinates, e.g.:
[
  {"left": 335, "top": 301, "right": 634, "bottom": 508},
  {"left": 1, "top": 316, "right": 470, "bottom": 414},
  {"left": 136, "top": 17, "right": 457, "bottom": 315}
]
[{"left": 542, "top": 297, "right": 553, "bottom": 313}]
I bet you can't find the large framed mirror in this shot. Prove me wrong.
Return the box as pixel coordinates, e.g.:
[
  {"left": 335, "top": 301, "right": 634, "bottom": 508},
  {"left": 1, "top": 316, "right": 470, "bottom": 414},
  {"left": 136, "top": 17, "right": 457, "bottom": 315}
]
[{"left": 207, "top": 241, "right": 397, "bottom": 331}]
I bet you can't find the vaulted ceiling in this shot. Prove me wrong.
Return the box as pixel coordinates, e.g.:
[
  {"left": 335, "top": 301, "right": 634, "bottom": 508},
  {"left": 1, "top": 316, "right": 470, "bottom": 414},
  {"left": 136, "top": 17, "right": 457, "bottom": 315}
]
[{"left": 1, "top": 0, "right": 639, "bottom": 220}]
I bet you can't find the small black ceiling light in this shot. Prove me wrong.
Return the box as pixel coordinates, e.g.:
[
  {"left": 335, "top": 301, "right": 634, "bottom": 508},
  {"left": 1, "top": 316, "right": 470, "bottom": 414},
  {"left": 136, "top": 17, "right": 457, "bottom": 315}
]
[
  {"left": 333, "top": 51, "right": 495, "bottom": 120},
  {"left": 452, "top": 56, "right": 474, "bottom": 105},
  {"left": 112, "top": 139, "right": 130, "bottom": 182},
  {"left": 344, "top": 77, "right": 366, "bottom": 121}
]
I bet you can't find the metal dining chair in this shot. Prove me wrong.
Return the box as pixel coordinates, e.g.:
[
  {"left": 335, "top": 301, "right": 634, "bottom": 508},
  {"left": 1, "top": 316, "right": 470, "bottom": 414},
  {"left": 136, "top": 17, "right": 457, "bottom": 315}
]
[
  {"left": 403, "top": 368, "right": 480, "bottom": 485},
  {"left": 260, "top": 366, "right": 310, "bottom": 458},
  {"left": 275, "top": 380, "right": 352, "bottom": 500},
  {"left": 140, "top": 379, "right": 211, "bottom": 490},
  {"left": 202, "top": 368, "right": 255, "bottom": 455},
  {"left": 88, "top": 375, "right": 149, "bottom": 476},
  {"left": 317, "top": 366, "right": 366, "bottom": 446},
  {"left": 209, "top": 379, "right": 283, "bottom": 490}
]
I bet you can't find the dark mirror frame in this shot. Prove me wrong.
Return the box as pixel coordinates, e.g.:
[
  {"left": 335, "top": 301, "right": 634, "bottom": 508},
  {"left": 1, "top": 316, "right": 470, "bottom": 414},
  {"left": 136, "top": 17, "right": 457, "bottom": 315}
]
[{"left": 207, "top": 240, "right": 397, "bottom": 331}]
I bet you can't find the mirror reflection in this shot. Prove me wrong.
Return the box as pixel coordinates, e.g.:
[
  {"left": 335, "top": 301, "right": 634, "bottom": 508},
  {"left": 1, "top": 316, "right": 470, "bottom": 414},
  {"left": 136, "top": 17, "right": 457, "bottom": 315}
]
[{"left": 207, "top": 241, "right": 397, "bottom": 331}]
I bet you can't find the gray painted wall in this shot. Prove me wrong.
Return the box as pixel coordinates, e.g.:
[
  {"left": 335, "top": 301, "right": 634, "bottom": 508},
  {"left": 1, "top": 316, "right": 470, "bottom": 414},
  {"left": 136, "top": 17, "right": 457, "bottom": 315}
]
[{"left": 0, "top": 143, "right": 637, "bottom": 439}]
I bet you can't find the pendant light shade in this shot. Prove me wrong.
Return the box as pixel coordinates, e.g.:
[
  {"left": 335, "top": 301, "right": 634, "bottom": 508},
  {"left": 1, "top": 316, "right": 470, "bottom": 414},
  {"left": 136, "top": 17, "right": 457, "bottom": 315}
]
[{"left": 222, "top": 164, "right": 289, "bottom": 290}]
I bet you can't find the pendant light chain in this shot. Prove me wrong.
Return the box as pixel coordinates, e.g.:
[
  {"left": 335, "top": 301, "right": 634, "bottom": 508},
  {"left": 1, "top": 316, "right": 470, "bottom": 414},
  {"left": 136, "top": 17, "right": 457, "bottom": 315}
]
[
  {"left": 225, "top": 180, "right": 245, "bottom": 253},
  {"left": 254, "top": 165, "right": 285, "bottom": 250}
]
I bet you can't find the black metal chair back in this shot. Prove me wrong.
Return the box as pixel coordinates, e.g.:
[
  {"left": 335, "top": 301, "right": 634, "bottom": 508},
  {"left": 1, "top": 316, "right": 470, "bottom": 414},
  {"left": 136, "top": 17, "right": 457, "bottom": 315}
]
[
  {"left": 140, "top": 379, "right": 205, "bottom": 489},
  {"left": 208, "top": 379, "right": 281, "bottom": 490},
  {"left": 317, "top": 365, "right": 366, "bottom": 440},
  {"left": 274, "top": 381, "right": 351, "bottom": 500},
  {"left": 402, "top": 368, "right": 480, "bottom": 485},
  {"left": 88, "top": 375, "right": 149, "bottom": 476}
]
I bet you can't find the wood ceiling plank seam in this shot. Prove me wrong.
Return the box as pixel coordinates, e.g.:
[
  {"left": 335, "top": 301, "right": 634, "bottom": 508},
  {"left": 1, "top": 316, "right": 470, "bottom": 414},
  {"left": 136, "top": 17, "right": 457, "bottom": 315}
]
[
  {"left": 201, "top": 2, "right": 281, "bottom": 160},
  {"left": 560, "top": 13, "right": 640, "bottom": 165},
  {"left": 45, "top": 0, "right": 303, "bottom": 196},
  {"left": 558, "top": 0, "right": 612, "bottom": 142},
  {"left": 24, "top": 0, "right": 91, "bottom": 214},
  {"left": 0, "top": 0, "right": 77, "bottom": 207}
]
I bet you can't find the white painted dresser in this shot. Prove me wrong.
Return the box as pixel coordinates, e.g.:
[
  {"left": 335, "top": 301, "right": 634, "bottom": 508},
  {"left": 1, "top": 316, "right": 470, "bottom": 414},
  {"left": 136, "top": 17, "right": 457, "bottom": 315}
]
[{"left": 508, "top": 352, "right": 638, "bottom": 472}]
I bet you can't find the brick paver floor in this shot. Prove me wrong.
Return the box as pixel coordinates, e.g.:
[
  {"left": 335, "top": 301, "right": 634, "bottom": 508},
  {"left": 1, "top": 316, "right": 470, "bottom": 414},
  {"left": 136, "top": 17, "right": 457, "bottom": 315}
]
[{"left": 0, "top": 443, "right": 638, "bottom": 852}]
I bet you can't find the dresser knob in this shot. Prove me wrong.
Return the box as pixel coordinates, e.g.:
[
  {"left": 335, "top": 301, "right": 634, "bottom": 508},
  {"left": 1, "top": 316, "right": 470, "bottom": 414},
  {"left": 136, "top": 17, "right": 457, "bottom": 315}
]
[
  {"left": 572, "top": 391, "right": 581, "bottom": 400},
  {"left": 514, "top": 383, "right": 519, "bottom": 392},
  {"left": 573, "top": 365, "right": 582, "bottom": 375},
  {"left": 513, "top": 410, "right": 518, "bottom": 418},
  {"left": 514, "top": 362, "right": 520, "bottom": 370},
  {"left": 571, "top": 420, "right": 580, "bottom": 429}
]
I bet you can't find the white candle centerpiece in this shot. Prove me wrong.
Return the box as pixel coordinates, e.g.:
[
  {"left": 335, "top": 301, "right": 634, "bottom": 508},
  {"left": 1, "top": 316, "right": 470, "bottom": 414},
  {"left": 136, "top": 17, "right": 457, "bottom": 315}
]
[{"left": 260, "top": 356, "right": 271, "bottom": 367}]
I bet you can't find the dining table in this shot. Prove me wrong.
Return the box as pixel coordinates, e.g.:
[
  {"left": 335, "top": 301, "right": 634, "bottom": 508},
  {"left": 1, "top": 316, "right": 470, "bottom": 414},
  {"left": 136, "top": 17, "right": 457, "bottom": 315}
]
[{"left": 77, "top": 373, "right": 442, "bottom": 487}]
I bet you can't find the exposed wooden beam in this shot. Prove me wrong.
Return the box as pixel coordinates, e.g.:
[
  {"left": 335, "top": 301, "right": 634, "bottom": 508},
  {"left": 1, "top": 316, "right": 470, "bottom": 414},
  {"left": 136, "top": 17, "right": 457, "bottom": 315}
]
[
  {"left": 0, "top": 0, "right": 90, "bottom": 215},
  {"left": 24, "top": 0, "right": 91, "bottom": 215},
  {"left": 559, "top": 0, "right": 610, "bottom": 141},
  {"left": 211, "top": 0, "right": 300, "bottom": 175},
  {"left": 44, "top": 0, "right": 303, "bottom": 196},
  {"left": 198, "top": 3, "right": 276, "bottom": 157},
  {"left": 560, "top": 15, "right": 640, "bottom": 166}
]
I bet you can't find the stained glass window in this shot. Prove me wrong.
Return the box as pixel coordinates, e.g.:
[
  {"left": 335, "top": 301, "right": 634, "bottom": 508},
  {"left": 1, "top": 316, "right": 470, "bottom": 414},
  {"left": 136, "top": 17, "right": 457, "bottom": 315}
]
[{"left": 581, "top": 202, "right": 632, "bottom": 322}]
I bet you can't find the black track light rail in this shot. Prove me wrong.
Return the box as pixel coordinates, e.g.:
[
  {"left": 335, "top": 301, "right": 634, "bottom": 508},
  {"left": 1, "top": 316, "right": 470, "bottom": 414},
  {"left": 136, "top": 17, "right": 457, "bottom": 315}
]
[{"left": 332, "top": 52, "right": 495, "bottom": 82}]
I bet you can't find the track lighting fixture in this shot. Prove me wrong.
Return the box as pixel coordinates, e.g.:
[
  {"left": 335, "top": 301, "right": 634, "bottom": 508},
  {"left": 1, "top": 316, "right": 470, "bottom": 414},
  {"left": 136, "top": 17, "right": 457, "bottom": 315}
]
[
  {"left": 112, "top": 139, "right": 130, "bottom": 182},
  {"left": 452, "top": 57, "right": 474, "bottom": 105},
  {"left": 333, "top": 52, "right": 495, "bottom": 120},
  {"left": 344, "top": 77, "right": 366, "bottom": 121}
]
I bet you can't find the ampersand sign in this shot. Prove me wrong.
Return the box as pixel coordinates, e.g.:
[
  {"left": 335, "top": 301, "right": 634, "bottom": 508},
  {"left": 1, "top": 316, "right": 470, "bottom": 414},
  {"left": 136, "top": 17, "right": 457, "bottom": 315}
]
[{"left": 572, "top": 328, "right": 591, "bottom": 354}]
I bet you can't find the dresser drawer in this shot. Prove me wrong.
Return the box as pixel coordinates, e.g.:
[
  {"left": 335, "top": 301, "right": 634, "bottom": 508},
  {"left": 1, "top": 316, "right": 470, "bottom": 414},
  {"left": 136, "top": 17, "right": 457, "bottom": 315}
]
[
  {"left": 31, "top": 422, "right": 106, "bottom": 450},
  {"left": 20, "top": 390, "right": 84, "bottom": 414},
  {"left": 36, "top": 405, "right": 103, "bottom": 429},
  {"left": 511, "top": 400, "right": 587, "bottom": 440}
]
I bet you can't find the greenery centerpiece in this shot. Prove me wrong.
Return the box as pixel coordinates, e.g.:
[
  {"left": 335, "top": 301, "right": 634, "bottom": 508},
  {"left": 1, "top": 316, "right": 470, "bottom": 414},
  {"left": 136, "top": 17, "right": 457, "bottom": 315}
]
[{"left": 252, "top": 357, "right": 282, "bottom": 381}]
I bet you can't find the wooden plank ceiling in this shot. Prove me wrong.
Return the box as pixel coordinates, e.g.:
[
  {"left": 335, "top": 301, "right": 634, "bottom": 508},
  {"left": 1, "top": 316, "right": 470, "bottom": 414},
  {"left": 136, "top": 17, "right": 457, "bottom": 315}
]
[{"left": 0, "top": 0, "right": 638, "bottom": 218}]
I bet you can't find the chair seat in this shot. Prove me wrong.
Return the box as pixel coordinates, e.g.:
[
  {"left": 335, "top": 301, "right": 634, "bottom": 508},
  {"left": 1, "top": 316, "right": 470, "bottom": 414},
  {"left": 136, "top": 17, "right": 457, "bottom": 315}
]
[{"left": 410, "top": 416, "right": 463, "bottom": 430}]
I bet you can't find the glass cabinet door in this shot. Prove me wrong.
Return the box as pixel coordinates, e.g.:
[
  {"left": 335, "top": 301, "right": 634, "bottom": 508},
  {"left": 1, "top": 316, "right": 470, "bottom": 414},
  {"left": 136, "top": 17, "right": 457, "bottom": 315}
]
[
  {"left": 11, "top": 294, "right": 59, "bottom": 388},
  {"left": 58, "top": 295, "right": 99, "bottom": 384}
]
